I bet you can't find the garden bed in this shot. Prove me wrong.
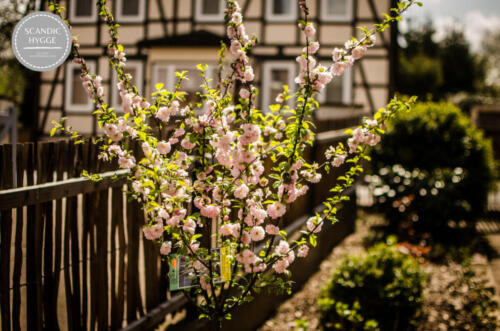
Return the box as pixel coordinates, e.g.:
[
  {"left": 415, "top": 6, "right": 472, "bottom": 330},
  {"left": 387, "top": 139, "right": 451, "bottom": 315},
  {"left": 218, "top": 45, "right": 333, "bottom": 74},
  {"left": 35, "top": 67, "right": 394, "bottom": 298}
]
[{"left": 258, "top": 212, "right": 500, "bottom": 331}]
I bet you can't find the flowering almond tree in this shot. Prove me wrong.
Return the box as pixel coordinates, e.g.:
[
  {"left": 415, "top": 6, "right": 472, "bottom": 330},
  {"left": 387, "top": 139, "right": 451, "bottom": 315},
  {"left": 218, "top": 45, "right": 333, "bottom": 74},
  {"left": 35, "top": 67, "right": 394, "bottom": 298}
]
[{"left": 50, "top": 0, "right": 419, "bottom": 327}]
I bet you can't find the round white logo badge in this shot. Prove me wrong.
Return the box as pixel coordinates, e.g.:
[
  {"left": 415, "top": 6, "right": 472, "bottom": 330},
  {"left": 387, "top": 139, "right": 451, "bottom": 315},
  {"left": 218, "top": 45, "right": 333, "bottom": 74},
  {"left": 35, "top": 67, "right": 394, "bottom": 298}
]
[{"left": 12, "top": 12, "right": 72, "bottom": 72}]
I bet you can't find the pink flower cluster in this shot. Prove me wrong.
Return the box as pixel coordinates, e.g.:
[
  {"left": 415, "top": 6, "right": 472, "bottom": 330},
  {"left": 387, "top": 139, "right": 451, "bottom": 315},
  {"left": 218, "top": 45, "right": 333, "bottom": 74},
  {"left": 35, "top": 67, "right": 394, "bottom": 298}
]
[
  {"left": 348, "top": 127, "right": 381, "bottom": 153},
  {"left": 331, "top": 34, "right": 376, "bottom": 76},
  {"left": 226, "top": 2, "right": 255, "bottom": 86},
  {"left": 273, "top": 241, "right": 295, "bottom": 274}
]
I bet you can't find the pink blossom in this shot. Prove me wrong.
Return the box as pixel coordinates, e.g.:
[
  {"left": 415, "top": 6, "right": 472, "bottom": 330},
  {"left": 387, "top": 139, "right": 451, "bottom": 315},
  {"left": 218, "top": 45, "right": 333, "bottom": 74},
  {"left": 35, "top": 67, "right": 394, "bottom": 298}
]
[
  {"left": 156, "top": 106, "right": 170, "bottom": 121},
  {"left": 250, "top": 206, "right": 267, "bottom": 222},
  {"left": 267, "top": 202, "right": 286, "bottom": 219},
  {"left": 332, "top": 154, "right": 346, "bottom": 167},
  {"left": 240, "top": 123, "right": 260, "bottom": 145},
  {"left": 157, "top": 141, "right": 171, "bottom": 155},
  {"left": 230, "top": 40, "right": 242, "bottom": 55},
  {"left": 305, "top": 41, "right": 320, "bottom": 54},
  {"left": 273, "top": 259, "right": 289, "bottom": 274},
  {"left": 160, "top": 241, "right": 172, "bottom": 255},
  {"left": 244, "top": 67, "right": 255, "bottom": 81},
  {"left": 265, "top": 224, "right": 280, "bottom": 235},
  {"left": 332, "top": 48, "right": 344, "bottom": 62},
  {"left": 188, "top": 241, "right": 199, "bottom": 254},
  {"left": 200, "top": 205, "right": 220, "bottom": 219},
  {"left": 220, "top": 224, "right": 233, "bottom": 236},
  {"left": 250, "top": 226, "right": 265, "bottom": 242},
  {"left": 345, "top": 39, "right": 356, "bottom": 49},
  {"left": 309, "top": 173, "right": 321, "bottom": 183},
  {"left": 239, "top": 88, "right": 250, "bottom": 99},
  {"left": 183, "top": 219, "right": 196, "bottom": 234},
  {"left": 241, "top": 230, "right": 251, "bottom": 244},
  {"left": 181, "top": 138, "right": 195, "bottom": 150},
  {"left": 304, "top": 24, "right": 316, "bottom": 38},
  {"left": 331, "top": 62, "right": 347, "bottom": 76},
  {"left": 118, "top": 156, "right": 135, "bottom": 169},
  {"left": 143, "top": 222, "right": 163, "bottom": 240},
  {"left": 352, "top": 45, "right": 367, "bottom": 60},
  {"left": 173, "top": 128, "right": 185, "bottom": 137},
  {"left": 121, "top": 92, "right": 134, "bottom": 114},
  {"left": 275, "top": 240, "right": 289, "bottom": 255},
  {"left": 297, "top": 245, "right": 309, "bottom": 258},
  {"left": 234, "top": 184, "right": 249, "bottom": 199},
  {"left": 306, "top": 217, "right": 323, "bottom": 233},
  {"left": 231, "top": 223, "right": 241, "bottom": 237}
]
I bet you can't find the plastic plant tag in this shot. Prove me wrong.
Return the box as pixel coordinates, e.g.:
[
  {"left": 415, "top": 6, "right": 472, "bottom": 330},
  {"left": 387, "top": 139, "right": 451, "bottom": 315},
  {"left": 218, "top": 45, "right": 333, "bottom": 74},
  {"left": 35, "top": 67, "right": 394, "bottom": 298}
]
[
  {"left": 169, "top": 249, "right": 225, "bottom": 291},
  {"left": 220, "top": 246, "right": 231, "bottom": 282},
  {"left": 169, "top": 254, "right": 197, "bottom": 291}
]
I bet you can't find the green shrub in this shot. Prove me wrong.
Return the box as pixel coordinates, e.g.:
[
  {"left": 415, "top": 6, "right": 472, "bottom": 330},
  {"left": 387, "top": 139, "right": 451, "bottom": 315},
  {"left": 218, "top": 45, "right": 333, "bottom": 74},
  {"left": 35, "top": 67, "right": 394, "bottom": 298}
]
[
  {"left": 318, "top": 237, "right": 425, "bottom": 330},
  {"left": 369, "top": 101, "right": 496, "bottom": 232}
]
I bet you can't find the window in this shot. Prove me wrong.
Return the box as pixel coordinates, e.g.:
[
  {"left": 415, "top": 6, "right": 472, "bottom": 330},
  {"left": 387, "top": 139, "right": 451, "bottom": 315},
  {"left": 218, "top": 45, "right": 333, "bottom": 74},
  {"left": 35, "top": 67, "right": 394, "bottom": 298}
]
[
  {"left": 69, "top": 0, "right": 97, "bottom": 23},
  {"left": 319, "top": 68, "right": 352, "bottom": 105},
  {"left": 152, "top": 62, "right": 217, "bottom": 111},
  {"left": 65, "top": 60, "right": 96, "bottom": 112},
  {"left": 111, "top": 60, "right": 144, "bottom": 111},
  {"left": 265, "top": 0, "right": 297, "bottom": 22},
  {"left": 320, "top": 0, "right": 353, "bottom": 22},
  {"left": 195, "top": 0, "right": 225, "bottom": 22},
  {"left": 115, "top": 0, "right": 146, "bottom": 23},
  {"left": 261, "top": 61, "right": 296, "bottom": 111}
]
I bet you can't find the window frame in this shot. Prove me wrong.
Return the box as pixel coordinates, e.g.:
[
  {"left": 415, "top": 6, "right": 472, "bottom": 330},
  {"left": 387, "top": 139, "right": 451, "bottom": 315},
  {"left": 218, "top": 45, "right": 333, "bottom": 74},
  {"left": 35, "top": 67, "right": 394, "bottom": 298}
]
[
  {"left": 65, "top": 60, "right": 96, "bottom": 113},
  {"left": 68, "top": 0, "right": 98, "bottom": 23},
  {"left": 261, "top": 61, "right": 296, "bottom": 111},
  {"left": 320, "top": 0, "right": 354, "bottom": 23},
  {"left": 265, "top": 0, "right": 298, "bottom": 22},
  {"left": 111, "top": 60, "right": 144, "bottom": 111},
  {"left": 194, "top": 0, "right": 225, "bottom": 23},
  {"left": 115, "top": 0, "right": 146, "bottom": 23},
  {"left": 151, "top": 61, "right": 217, "bottom": 111},
  {"left": 151, "top": 62, "right": 217, "bottom": 92},
  {"left": 318, "top": 67, "right": 352, "bottom": 105}
]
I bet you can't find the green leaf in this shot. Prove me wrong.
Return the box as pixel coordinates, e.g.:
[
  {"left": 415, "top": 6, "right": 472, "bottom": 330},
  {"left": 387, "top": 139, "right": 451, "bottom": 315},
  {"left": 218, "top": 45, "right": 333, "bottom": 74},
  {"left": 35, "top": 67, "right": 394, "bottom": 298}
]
[{"left": 309, "top": 234, "right": 317, "bottom": 247}]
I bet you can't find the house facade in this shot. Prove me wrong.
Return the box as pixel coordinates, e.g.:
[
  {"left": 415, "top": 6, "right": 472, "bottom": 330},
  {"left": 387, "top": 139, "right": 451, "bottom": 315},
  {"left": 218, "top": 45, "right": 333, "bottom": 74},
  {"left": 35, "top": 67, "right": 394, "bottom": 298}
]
[{"left": 37, "top": 0, "right": 396, "bottom": 135}]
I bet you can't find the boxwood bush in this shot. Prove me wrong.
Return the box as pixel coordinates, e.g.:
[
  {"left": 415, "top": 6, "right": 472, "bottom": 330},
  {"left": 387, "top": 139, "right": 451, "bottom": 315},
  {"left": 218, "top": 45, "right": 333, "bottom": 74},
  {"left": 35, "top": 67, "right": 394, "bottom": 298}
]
[
  {"left": 368, "top": 101, "right": 496, "bottom": 232},
  {"left": 318, "top": 237, "right": 425, "bottom": 330}
]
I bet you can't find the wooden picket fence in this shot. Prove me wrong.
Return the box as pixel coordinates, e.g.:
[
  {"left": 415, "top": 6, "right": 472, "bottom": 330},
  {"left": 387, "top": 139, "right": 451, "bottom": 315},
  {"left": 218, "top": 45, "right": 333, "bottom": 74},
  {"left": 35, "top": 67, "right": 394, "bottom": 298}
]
[
  {"left": 0, "top": 128, "right": 354, "bottom": 331},
  {"left": 0, "top": 138, "right": 171, "bottom": 331}
]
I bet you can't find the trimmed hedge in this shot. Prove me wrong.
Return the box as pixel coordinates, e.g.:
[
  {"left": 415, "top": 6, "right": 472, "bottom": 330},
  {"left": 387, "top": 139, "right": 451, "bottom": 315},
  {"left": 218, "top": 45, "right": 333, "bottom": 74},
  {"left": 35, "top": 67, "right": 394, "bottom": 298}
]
[
  {"left": 369, "top": 101, "right": 496, "bottom": 231},
  {"left": 318, "top": 238, "right": 425, "bottom": 330}
]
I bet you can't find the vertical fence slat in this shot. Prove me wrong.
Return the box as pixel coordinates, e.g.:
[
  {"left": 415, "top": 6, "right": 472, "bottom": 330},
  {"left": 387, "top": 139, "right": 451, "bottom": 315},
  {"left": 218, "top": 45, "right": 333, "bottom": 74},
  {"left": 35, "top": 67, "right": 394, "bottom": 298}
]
[
  {"left": 25, "top": 142, "right": 42, "bottom": 331},
  {"left": 71, "top": 141, "right": 84, "bottom": 330},
  {"left": 144, "top": 235, "right": 159, "bottom": 310},
  {"left": 80, "top": 140, "right": 99, "bottom": 331},
  {"left": 12, "top": 143, "right": 28, "bottom": 330},
  {"left": 95, "top": 140, "right": 109, "bottom": 331},
  {"left": 0, "top": 210, "right": 12, "bottom": 331},
  {"left": 0, "top": 144, "right": 13, "bottom": 331},
  {"left": 42, "top": 142, "right": 59, "bottom": 330},
  {"left": 115, "top": 187, "right": 126, "bottom": 329},
  {"left": 34, "top": 142, "right": 48, "bottom": 329},
  {"left": 52, "top": 140, "right": 67, "bottom": 327},
  {"left": 96, "top": 188, "right": 109, "bottom": 330},
  {"left": 126, "top": 199, "right": 144, "bottom": 322},
  {"left": 110, "top": 187, "right": 119, "bottom": 330}
]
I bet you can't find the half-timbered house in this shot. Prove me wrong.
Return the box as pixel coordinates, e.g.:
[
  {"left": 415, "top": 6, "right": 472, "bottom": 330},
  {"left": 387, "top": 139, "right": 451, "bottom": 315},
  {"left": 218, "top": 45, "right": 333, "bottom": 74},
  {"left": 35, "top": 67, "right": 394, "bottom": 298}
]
[{"left": 37, "top": 0, "right": 397, "bottom": 135}]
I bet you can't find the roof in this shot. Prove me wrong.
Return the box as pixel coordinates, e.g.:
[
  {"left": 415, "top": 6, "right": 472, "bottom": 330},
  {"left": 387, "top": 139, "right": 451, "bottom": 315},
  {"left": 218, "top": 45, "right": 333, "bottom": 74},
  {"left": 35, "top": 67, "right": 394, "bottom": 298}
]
[{"left": 138, "top": 30, "right": 230, "bottom": 48}]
